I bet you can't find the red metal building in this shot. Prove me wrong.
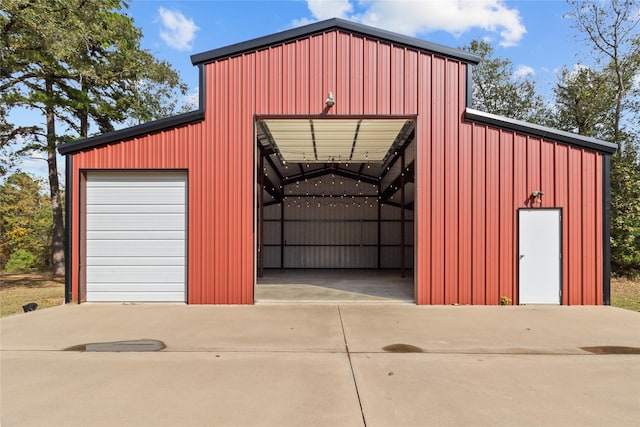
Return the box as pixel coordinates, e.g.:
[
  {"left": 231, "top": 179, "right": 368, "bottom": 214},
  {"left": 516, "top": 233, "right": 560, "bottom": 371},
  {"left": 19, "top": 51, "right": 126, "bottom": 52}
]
[{"left": 59, "top": 19, "right": 616, "bottom": 305}]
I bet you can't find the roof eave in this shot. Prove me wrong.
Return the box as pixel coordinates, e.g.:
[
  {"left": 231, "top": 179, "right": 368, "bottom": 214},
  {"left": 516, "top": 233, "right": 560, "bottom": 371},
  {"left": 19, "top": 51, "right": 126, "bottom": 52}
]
[
  {"left": 191, "top": 18, "right": 481, "bottom": 65},
  {"left": 58, "top": 110, "right": 204, "bottom": 155},
  {"left": 464, "top": 108, "right": 617, "bottom": 154}
]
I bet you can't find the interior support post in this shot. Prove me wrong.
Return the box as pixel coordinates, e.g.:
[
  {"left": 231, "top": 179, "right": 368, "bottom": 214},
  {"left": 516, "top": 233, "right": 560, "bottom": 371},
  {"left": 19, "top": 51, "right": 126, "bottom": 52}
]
[
  {"left": 258, "top": 153, "right": 264, "bottom": 278},
  {"left": 280, "top": 200, "right": 285, "bottom": 268},
  {"left": 377, "top": 183, "right": 382, "bottom": 269},
  {"left": 400, "top": 151, "right": 405, "bottom": 278}
]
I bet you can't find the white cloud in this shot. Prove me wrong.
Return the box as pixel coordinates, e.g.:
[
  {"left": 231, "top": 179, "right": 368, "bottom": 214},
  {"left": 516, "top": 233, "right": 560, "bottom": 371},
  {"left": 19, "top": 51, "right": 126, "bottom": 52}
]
[
  {"left": 183, "top": 88, "right": 200, "bottom": 111},
  {"left": 307, "top": 0, "right": 353, "bottom": 20},
  {"left": 158, "top": 7, "right": 199, "bottom": 51},
  {"left": 513, "top": 65, "right": 535, "bottom": 79},
  {"left": 298, "top": 0, "right": 526, "bottom": 47}
]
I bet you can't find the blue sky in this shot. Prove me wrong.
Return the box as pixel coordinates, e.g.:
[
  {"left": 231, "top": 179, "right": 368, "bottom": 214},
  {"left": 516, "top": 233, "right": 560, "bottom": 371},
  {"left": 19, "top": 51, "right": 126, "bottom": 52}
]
[
  {"left": 13, "top": 0, "right": 591, "bottom": 180},
  {"left": 128, "top": 0, "right": 582, "bottom": 103}
]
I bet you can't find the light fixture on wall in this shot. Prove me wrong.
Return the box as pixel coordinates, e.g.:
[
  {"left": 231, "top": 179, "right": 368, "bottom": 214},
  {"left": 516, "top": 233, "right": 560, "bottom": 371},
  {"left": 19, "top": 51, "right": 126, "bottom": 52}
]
[
  {"left": 325, "top": 91, "right": 335, "bottom": 107},
  {"left": 531, "top": 190, "right": 544, "bottom": 204}
]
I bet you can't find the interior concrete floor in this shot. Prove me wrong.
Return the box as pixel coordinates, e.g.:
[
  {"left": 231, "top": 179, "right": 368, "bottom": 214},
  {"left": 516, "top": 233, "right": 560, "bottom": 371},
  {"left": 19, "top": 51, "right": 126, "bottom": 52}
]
[{"left": 255, "top": 269, "right": 414, "bottom": 303}]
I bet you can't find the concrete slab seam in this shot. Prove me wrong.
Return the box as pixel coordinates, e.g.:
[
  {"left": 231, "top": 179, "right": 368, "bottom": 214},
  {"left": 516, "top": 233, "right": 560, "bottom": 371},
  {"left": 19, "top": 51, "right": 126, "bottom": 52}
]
[{"left": 338, "top": 306, "right": 367, "bottom": 427}]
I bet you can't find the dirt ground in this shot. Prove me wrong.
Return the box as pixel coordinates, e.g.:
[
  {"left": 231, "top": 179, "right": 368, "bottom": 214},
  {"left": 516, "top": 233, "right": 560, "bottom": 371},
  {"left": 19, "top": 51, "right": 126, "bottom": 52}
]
[
  {"left": 0, "top": 272, "right": 65, "bottom": 317},
  {"left": 1, "top": 272, "right": 639, "bottom": 317}
]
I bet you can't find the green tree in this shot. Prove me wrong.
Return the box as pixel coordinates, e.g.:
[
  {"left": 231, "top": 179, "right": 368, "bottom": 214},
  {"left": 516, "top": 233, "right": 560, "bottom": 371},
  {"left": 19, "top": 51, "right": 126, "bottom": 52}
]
[
  {"left": 0, "top": 0, "right": 187, "bottom": 275},
  {"left": 461, "top": 39, "right": 549, "bottom": 124},
  {"left": 566, "top": 0, "right": 639, "bottom": 147},
  {"left": 551, "top": 66, "right": 616, "bottom": 136},
  {"left": 564, "top": 0, "right": 640, "bottom": 274},
  {"left": 0, "top": 172, "right": 53, "bottom": 270},
  {"left": 552, "top": 65, "right": 640, "bottom": 273}
]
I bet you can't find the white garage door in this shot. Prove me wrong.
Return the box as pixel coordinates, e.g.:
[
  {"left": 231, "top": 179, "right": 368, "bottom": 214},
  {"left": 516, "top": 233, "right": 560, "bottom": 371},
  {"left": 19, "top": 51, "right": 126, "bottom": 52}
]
[{"left": 86, "top": 171, "right": 187, "bottom": 302}]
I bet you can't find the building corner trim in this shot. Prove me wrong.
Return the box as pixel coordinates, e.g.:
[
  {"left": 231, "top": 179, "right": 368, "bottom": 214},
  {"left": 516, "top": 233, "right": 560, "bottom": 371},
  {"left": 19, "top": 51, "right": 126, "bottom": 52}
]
[
  {"left": 64, "top": 155, "right": 72, "bottom": 304},
  {"left": 603, "top": 154, "right": 611, "bottom": 305}
]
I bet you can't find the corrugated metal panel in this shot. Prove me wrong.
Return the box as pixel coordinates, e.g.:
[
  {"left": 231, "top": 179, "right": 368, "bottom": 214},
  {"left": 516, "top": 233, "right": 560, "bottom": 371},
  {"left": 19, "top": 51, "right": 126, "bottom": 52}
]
[
  {"left": 284, "top": 246, "right": 377, "bottom": 268},
  {"left": 499, "top": 132, "right": 514, "bottom": 303},
  {"left": 471, "top": 124, "right": 487, "bottom": 304},
  {"left": 415, "top": 53, "right": 431, "bottom": 304},
  {"left": 263, "top": 247, "right": 281, "bottom": 268},
  {"left": 349, "top": 35, "right": 364, "bottom": 114},
  {"left": 553, "top": 144, "right": 568, "bottom": 304},
  {"left": 380, "top": 221, "right": 414, "bottom": 245},
  {"left": 263, "top": 221, "right": 281, "bottom": 245},
  {"left": 284, "top": 221, "right": 374, "bottom": 245},
  {"left": 380, "top": 247, "right": 414, "bottom": 269},
  {"left": 285, "top": 202, "right": 378, "bottom": 220},
  {"left": 444, "top": 60, "right": 459, "bottom": 304},
  {"left": 485, "top": 128, "right": 500, "bottom": 305},
  {"left": 263, "top": 204, "right": 282, "bottom": 220},
  {"left": 380, "top": 204, "right": 414, "bottom": 220},
  {"left": 458, "top": 71, "right": 473, "bottom": 305},
  {"left": 430, "top": 55, "right": 446, "bottom": 304},
  {"left": 336, "top": 32, "right": 350, "bottom": 115},
  {"left": 581, "top": 151, "right": 597, "bottom": 303}
]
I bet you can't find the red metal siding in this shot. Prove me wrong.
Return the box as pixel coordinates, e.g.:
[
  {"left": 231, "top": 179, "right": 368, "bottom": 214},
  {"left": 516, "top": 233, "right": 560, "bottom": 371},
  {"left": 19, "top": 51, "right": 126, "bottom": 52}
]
[
  {"left": 471, "top": 125, "right": 487, "bottom": 304},
  {"left": 415, "top": 52, "right": 432, "bottom": 305},
  {"left": 457, "top": 68, "right": 472, "bottom": 305},
  {"left": 485, "top": 128, "right": 500, "bottom": 305},
  {"left": 499, "top": 131, "right": 514, "bottom": 302},
  {"left": 444, "top": 60, "right": 459, "bottom": 304},
  {"left": 68, "top": 28, "right": 606, "bottom": 305},
  {"left": 430, "top": 56, "right": 446, "bottom": 304}
]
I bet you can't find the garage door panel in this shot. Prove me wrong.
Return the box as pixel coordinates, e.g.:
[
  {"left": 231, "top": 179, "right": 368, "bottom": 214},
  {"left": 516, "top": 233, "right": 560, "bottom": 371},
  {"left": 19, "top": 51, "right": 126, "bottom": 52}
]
[
  {"left": 86, "top": 256, "right": 184, "bottom": 266},
  {"left": 86, "top": 214, "right": 185, "bottom": 231},
  {"left": 87, "top": 266, "right": 184, "bottom": 283},
  {"left": 86, "top": 204, "right": 185, "bottom": 214},
  {"left": 86, "top": 240, "right": 184, "bottom": 257},
  {"left": 86, "top": 291, "right": 185, "bottom": 302},
  {"left": 88, "top": 283, "right": 184, "bottom": 291},
  {"left": 85, "top": 172, "right": 186, "bottom": 302},
  {"left": 86, "top": 188, "right": 185, "bottom": 205},
  {"left": 87, "top": 230, "right": 185, "bottom": 240}
]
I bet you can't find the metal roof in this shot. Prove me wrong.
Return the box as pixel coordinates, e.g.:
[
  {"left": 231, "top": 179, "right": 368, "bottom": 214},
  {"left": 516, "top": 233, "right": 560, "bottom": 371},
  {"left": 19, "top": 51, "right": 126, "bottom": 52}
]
[
  {"left": 464, "top": 108, "right": 617, "bottom": 154},
  {"left": 191, "top": 18, "right": 481, "bottom": 65}
]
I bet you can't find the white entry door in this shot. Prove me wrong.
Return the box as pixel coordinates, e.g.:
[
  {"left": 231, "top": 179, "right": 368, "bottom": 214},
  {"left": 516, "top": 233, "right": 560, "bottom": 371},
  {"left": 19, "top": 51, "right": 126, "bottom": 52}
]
[{"left": 518, "top": 209, "right": 561, "bottom": 304}]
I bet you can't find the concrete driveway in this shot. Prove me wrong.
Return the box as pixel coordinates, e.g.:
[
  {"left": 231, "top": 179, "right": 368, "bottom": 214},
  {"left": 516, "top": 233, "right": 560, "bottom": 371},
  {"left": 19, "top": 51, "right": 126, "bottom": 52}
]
[{"left": 1, "top": 304, "right": 639, "bottom": 426}]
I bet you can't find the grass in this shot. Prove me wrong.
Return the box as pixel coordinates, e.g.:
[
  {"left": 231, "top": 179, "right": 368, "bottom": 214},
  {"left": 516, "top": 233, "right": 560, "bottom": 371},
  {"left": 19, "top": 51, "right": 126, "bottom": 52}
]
[
  {"left": 0, "top": 272, "right": 638, "bottom": 317},
  {"left": 611, "top": 277, "right": 640, "bottom": 312},
  {"left": 1, "top": 272, "right": 64, "bottom": 317}
]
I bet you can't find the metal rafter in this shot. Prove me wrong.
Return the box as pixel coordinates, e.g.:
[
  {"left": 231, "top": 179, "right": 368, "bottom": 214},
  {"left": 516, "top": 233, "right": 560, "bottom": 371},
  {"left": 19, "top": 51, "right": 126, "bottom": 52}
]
[
  {"left": 380, "top": 160, "right": 414, "bottom": 202},
  {"left": 261, "top": 174, "right": 283, "bottom": 201},
  {"left": 348, "top": 120, "right": 362, "bottom": 161},
  {"left": 282, "top": 165, "right": 379, "bottom": 186},
  {"left": 309, "top": 119, "right": 318, "bottom": 161}
]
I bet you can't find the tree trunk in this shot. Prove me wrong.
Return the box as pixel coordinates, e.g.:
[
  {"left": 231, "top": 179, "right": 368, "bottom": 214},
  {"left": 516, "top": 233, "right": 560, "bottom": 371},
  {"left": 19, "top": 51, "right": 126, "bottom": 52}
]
[
  {"left": 46, "top": 79, "right": 65, "bottom": 276},
  {"left": 80, "top": 82, "right": 89, "bottom": 138}
]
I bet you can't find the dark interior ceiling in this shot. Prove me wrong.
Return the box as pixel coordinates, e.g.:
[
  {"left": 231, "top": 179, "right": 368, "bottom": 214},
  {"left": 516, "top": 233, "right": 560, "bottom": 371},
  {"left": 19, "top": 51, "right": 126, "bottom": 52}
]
[{"left": 257, "top": 118, "right": 416, "bottom": 210}]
